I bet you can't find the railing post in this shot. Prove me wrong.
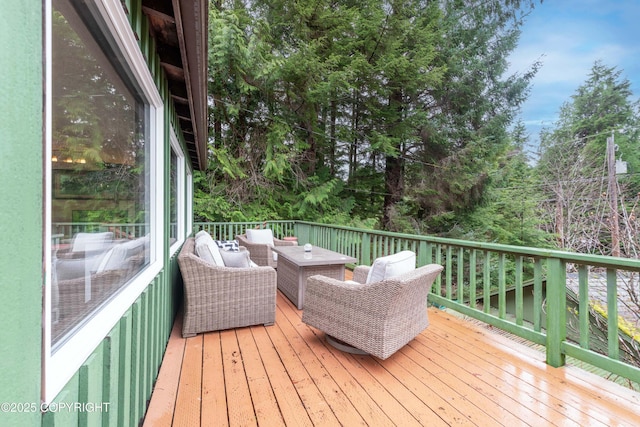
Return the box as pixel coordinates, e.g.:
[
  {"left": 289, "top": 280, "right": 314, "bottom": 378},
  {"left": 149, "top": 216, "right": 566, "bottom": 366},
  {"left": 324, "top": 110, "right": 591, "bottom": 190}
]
[
  {"left": 330, "top": 228, "right": 338, "bottom": 251},
  {"left": 296, "top": 223, "right": 311, "bottom": 246},
  {"left": 546, "top": 257, "right": 567, "bottom": 367}
]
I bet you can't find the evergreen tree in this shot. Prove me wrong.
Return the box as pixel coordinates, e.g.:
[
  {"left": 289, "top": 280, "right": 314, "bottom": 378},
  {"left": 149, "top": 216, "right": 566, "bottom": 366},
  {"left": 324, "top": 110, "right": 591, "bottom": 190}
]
[
  {"left": 198, "top": 0, "right": 545, "bottom": 244},
  {"left": 536, "top": 61, "right": 640, "bottom": 256}
]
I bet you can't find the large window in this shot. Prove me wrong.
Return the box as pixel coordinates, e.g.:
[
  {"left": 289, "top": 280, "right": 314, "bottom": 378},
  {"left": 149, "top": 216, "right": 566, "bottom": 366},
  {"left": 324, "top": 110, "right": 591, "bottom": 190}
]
[
  {"left": 50, "top": 0, "right": 151, "bottom": 346},
  {"left": 45, "top": 0, "right": 163, "bottom": 402}
]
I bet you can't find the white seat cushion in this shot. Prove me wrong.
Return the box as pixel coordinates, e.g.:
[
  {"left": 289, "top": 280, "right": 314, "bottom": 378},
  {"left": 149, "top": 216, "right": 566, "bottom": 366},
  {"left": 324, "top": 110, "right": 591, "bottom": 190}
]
[{"left": 366, "top": 251, "right": 416, "bottom": 284}]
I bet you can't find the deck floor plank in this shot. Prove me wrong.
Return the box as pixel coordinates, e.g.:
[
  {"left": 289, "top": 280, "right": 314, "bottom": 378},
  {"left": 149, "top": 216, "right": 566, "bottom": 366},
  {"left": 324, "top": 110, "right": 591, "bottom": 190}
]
[
  {"left": 201, "top": 332, "right": 229, "bottom": 427},
  {"left": 250, "top": 318, "right": 315, "bottom": 426},
  {"left": 236, "top": 326, "right": 286, "bottom": 427},
  {"left": 416, "top": 324, "right": 596, "bottom": 427},
  {"left": 144, "top": 291, "right": 640, "bottom": 426},
  {"left": 428, "top": 310, "right": 639, "bottom": 426},
  {"left": 394, "top": 342, "right": 544, "bottom": 426},
  {"left": 265, "top": 307, "right": 344, "bottom": 426},
  {"left": 172, "top": 335, "right": 203, "bottom": 427},
  {"left": 277, "top": 291, "right": 398, "bottom": 427},
  {"left": 323, "top": 349, "right": 438, "bottom": 427},
  {"left": 142, "top": 316, "right": 186, "bottom": 427},
  {"left": 339, "top": 344, "right": 473, "bottom": 426},
  {"left": 220, "top": 329, "right": 257, "bottom": 427}
]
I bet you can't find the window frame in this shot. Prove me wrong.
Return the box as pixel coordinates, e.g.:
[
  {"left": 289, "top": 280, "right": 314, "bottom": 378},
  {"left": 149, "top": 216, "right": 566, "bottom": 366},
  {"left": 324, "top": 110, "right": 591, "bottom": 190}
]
[
  {"left": 186, "top": 166, "right": 193, "bottom": 238},
  {"left": 43, "top": 0, "right": 164, "bottom": 403},
  {"left": 169, "top": 129, "right": 186, "bottom": 256}
]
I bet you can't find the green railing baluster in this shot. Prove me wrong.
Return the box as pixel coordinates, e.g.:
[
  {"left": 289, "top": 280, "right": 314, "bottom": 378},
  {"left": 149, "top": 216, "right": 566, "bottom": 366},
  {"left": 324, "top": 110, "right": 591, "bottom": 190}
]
[
  {"left": 498, "top": 253, "right": 506, "bottom": 319},
  {"left": 533, "top": 259, "right": 543, "bottom": 332},
  {"left": 361, "top": 232, "right": 371, "bottom": 266},
  {"left": 435, "top": 245, "right": 443, "bottom": 295},
  {"left": 578, "top": 265, "right": 590, "bottom": 349},
  {"left": 515, "top": 256, "right": 523, "bottom": 326},
  {"left": 457, "top": 247, "right": 465, "bottom": 304},
  {"left": 446, "top": 246, "right": 453, "bottom": 300},
  {"left": 607, "top": 268, "right": 619, "bottom": 360},
  {"left": 469, "top": 249, "right": 477, "bottom": 309},
  {"left": 417, "top": 241, "right": 428, "bottom": 267},
  {"left": 483, "top": 251, "right": 491, "bottom": 314}
]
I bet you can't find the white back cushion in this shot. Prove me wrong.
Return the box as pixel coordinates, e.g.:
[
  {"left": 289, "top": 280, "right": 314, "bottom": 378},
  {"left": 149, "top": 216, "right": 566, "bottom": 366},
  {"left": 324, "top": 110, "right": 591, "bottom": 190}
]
[
  {"left": 71, "top": 232, "right": 113, "bottom": 252},
  {"left": 246, "top": 229, "right": 274, "bottom": 245},
  {"left": 195, "top": 230, "right": 211, "bottom": 241},
  {"left": 97, "top": 237, "right": 146, "bottom": 273},
  {"left": 220, "top": 249, "right": 252, "bottom": 268},
  {"left": 366, "top": 251, "right": 416, "bottom": 284},
  {"left": 195, "top": 239, "right": 224, "bottom": 266},
  {"left": 195, "top": 231, "right": 214, "bottom": 245}
]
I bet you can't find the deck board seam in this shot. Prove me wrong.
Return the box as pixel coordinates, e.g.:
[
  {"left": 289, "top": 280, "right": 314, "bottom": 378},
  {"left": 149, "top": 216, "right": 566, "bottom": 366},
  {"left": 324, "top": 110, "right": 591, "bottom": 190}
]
[
  {"left": 143, "top": 292, "right": 640, "bottom": 426},
  {"left": 427, "top": 309, "right": 636, "bottom": 425}
]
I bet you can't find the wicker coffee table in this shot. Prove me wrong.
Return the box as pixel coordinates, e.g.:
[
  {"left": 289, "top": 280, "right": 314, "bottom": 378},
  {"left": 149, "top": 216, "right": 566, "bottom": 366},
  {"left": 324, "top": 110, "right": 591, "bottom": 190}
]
[{"left": 272, "top": 245, "right": 357, "bottom": 309}]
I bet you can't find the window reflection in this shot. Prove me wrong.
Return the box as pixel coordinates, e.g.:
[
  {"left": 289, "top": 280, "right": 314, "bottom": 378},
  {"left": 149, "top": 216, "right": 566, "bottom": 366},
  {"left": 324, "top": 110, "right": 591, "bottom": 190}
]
[
  {"left": 50, "top": 0, "right": 150, "bottom": 347},
  {"left": 170, "top": 149, "right": 178, "bottom": 243}
]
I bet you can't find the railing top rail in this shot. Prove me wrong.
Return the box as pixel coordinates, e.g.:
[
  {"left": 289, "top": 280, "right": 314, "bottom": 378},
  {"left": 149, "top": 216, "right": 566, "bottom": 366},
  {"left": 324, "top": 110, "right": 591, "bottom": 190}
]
[{"left": 293, "top": 221, "right": 640, "bottom": 271}]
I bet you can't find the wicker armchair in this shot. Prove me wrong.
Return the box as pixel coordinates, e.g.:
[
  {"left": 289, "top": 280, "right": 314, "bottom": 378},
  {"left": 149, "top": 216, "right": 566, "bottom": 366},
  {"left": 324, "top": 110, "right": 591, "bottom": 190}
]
[
  {"left": 302, "top": 263, "right": 444, "bottom": 359},
  {"left": 177, "top": 237, "right": 277, "bottom": 337},
  {"left": 235, "top": 231, "right": 296, "bottom": 268}
]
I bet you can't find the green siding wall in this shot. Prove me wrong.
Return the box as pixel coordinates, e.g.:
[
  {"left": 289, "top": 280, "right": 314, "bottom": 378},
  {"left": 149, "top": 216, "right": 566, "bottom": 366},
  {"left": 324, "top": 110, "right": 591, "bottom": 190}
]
[
  {"left": 0, "top": 1, "right": 44, "bottom": 426},
  {"left": 42, "top": 264, "right": 181, "bottom": 426},
  {"left": 0, "top": 1, "right": 191, "bottom": 425}
]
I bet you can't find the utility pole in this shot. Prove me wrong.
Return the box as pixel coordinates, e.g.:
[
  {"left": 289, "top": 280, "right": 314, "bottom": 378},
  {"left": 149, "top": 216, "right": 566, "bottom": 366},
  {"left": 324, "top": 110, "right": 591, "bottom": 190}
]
[{"left": 607, "top": 131, "right": 621, "bottom": 257}]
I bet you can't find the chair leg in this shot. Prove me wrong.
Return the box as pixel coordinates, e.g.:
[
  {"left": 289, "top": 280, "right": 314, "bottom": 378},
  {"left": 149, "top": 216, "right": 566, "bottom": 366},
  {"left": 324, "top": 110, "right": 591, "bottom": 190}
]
[{"left": 325, "top": 335, "right": 369, "bottom": 355}]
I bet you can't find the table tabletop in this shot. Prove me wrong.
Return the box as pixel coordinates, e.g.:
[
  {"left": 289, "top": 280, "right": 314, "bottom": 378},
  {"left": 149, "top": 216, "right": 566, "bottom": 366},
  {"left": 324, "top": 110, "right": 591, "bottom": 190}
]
[{"left": 272, "top": 245, "right": 357, "bottom": 267}]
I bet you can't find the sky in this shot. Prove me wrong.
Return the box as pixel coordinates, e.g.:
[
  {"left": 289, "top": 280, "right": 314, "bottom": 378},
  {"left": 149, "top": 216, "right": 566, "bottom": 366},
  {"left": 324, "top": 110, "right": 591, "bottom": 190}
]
[{"left": 507, "top": 0, "right": 640, "bottom": 155}]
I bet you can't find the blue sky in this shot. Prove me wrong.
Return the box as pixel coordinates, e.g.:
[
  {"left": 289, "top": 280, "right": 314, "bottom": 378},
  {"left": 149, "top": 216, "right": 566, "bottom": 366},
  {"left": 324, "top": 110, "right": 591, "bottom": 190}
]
[{"left": 508, "top": 0, "right": 640, "bottom": 154}]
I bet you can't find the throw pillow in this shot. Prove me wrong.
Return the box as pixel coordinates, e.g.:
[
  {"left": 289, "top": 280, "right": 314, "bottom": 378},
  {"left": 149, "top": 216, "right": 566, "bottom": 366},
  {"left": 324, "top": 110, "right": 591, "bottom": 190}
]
[
  {"left": 215, "top": 239, "right": 240, "bottom": 252},
  {"left": 220, "top": 249, "right": 252, "bottom": 268},
  {"left": 366, "top": 251, "right": 416, "bottom": 284}
]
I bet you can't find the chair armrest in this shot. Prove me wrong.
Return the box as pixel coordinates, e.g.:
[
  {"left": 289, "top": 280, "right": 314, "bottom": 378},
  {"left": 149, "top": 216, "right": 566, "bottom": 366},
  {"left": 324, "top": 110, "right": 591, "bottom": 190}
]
[
  {"left": 236, "top": 234, "right": 274, "bottom": 266},
  {"left": 179, "top": 254, "right": 276, "bottom": 298},
  {"left": 304, "top": 275, "right": 378, "bottom": 316},
  {"left": 274, "top": 238, "right": 296, "bottom": 247}
]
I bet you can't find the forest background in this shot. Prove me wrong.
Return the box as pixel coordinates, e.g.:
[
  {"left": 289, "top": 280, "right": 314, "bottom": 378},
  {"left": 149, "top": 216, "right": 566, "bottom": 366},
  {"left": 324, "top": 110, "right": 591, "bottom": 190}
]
[{"left": 195, "top": 0, "right": 640, "bottom": 259}]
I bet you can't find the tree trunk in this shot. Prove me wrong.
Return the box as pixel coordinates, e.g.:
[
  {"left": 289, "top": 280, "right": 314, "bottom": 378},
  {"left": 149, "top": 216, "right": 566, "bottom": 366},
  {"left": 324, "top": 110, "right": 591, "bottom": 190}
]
[
  {"left": 555, "top": 190, "right": 564, "bottom": 249},
  {"left": 382, "top": 88, "right": 405, "bottom": 231},
  {"left": 382, "top": 154, "right": 404, "bottom": 230}
]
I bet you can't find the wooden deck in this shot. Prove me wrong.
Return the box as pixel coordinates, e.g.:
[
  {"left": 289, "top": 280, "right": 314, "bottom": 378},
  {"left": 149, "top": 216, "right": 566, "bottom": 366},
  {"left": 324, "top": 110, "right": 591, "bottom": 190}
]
[{"left": 143, "top": 292, "right": 640, "bottom": 426}]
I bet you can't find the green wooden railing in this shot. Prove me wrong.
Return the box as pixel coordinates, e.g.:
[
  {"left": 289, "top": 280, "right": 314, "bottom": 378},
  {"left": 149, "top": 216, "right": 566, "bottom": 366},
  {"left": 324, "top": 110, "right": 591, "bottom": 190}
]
[
  {"left": 56, "top": 220, "right": 640, "bottom": 385},
  {"left": 53, "top": 222, "right": 148, "bottom": 240},
  {"left": 196, "top": 220, "right": 640, "bottom": 386}
]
